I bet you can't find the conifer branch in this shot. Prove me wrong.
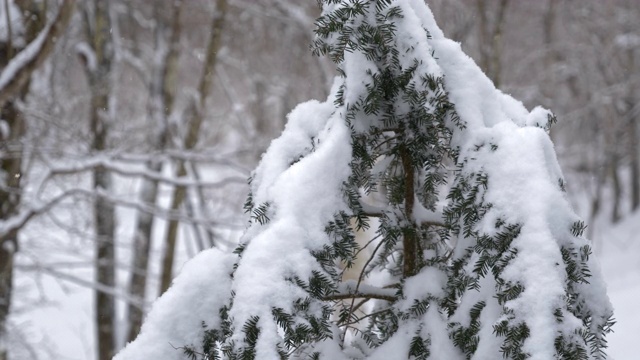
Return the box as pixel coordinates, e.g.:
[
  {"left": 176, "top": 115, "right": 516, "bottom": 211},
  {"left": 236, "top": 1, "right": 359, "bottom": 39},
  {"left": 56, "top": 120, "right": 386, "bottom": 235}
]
[
  {"left": 339, "top": 307, "right": 393, "bottom": 328},
  {"left": 323, "top": 291, "right": 397, "bottom": 302}
]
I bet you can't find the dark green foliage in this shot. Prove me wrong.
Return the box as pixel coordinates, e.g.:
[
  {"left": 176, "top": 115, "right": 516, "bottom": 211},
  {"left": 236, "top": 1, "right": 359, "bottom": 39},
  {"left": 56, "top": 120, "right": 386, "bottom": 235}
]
[
  {"left": 250, "top": 202, "right": 271, "bottom": 226},
  {"left": 309, "top": 270, "right": 337, "bottom": 298},
  {"left": 364, "top": 304, "right": 399, "bottom": 347},
  {"left": 239, "top": 316, "right": 260, "bottom": 360},
  {"left": 447, "top": 218, "right": 532, "bottom": 354},
  {"left": 495, "top": 283, "right": 524, "bottom": 305},
  {"left": 182, "top": 308, "right": 234, "bottom": 360},
  {"left": 570, "top": 221, "right": 587, "bottom": 237},
  {"left": 323, "top": 210, "right": 361, "bottom": 270},
  {"left": 272, "top": 274, "right": 335, "bottom": 353},
  {"left": 576, "top": 312, "right": 616, "bottom": 360},
  {"left": 243, "top": 177, "right": 254, "bottom": 214},
  {"left": 409, "top": 334, "right": 431, "bottom": 360},
  {"left": 561, "top": 246, "right": 591, "bottom": 285},
  {"left": 554, "top": 333, "right": 589, "bottom": 360},
  {"left": 443, "top": 171, "right": 491, "bottom": 240},
  {"left": 444, "top": 164, "right": 533, "bottom": 356},
  {"left": 558, "top": 178, "right": 567, "bottom": 192},
  {"left": 403, "top": 298, "right": 429, "bottom": 320},
  {"left": 183, "top": 346, "right": 199, "bottom": 360},
  {"left": 450, "top": 301, "right": 486, "bottom": 359},
  {"left": 545, "top": 113, "right": 558, "bottom": 132},
  {"left": 493, "top": 319, "right": 530, "bottom": 359},
  {"left": 272, "top": 302, "right": 334, "bottom": 352}
]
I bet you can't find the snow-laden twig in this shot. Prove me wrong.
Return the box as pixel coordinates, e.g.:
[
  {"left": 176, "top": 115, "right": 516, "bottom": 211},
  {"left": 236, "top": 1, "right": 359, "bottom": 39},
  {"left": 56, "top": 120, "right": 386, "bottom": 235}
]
[
  {"left": 0, "top": 188, "right": 86, "bottom": 238},
  {"left": 0, "top": 0, "right": 76, "bottom": 107},
  {"left": 16, "top": 262, "right": 148, "bottom": 310},
  {"left": 326, "top": 281, "right": 398, "bottom": 302},
  {"left": 38, "top": 156, "right": 247, "bottom": 193},
  {"left": 86, "top": 187, "right": 244, "bottom": 229}
]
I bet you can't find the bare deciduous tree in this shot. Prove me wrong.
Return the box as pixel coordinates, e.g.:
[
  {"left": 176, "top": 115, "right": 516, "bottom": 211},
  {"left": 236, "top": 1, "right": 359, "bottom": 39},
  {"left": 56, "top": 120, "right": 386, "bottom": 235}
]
[
  {"left": 79, "top": 0, "right": 117, "bottom": 358},
  {"left": 0, "top": 2, "right": 75, "bottom": 359}
]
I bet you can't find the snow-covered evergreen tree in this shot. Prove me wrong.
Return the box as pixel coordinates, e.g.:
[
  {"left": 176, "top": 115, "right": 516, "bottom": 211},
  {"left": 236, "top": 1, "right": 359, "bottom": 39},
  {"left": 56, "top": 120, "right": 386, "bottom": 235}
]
[{"left": 115, "top": 0, "right": 614, "bottom": 359}]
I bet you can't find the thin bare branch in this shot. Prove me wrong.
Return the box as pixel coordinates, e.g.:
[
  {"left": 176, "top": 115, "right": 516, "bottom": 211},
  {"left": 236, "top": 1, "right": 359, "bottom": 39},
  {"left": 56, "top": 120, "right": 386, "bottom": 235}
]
[{"left": 0, "top": 0, "right": 76, "bottom": 107}]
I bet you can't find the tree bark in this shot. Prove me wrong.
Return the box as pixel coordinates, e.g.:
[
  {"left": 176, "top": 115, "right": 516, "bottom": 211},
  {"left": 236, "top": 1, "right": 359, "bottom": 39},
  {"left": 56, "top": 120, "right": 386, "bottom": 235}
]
[
  {"left": 475, "top": 0, "right": 509, "bottom": 88},
  {"left": 541, "top": 0, "right": 560, "bottom": 139},
  {"left": 629, "top": 118, "right": 639, "bottom": 212},
  {"left": 400, "top": 145, "right": 417, "bottom": 278},
  {"left": 0, "top": 105, "right": 24, "bottom": 360},
  {"left": 0, "top": 2, "right": 73, "bottom": 359},
  {"left": 158, "top": 0, "right": 228, "bottom": 295},
  {"left": 626, "top": 49, "right": 639, "bottom": 211},
  {"left": 610, "top": 157, "right": 622, "bottom": 223},
  {"left": 81, "top": 1, "right": 116, "bottom": 359},
  {"left": 0, "top": 0, "right": 76, "bottom": 108},
  {"left": 489, "top": 0, "right": 509, "bottom": 88}
]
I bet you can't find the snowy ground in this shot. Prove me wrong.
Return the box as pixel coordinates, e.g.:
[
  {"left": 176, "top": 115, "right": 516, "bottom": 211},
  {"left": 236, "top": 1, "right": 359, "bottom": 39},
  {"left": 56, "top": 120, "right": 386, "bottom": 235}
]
[{"left": 598, "top": 211, "right": 640, "bottom": 360}]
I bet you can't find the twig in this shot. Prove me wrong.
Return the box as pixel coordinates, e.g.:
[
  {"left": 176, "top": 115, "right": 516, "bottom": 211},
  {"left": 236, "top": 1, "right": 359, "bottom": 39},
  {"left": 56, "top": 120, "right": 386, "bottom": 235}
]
[{"left": 324, "top": 291, "right": 396, "bottom": 303}]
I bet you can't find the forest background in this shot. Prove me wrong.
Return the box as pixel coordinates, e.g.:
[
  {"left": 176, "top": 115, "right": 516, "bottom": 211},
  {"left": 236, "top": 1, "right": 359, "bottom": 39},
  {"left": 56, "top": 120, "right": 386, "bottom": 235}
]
[{"left": 0, "top": 0, "right": 637, "bottom": 359}]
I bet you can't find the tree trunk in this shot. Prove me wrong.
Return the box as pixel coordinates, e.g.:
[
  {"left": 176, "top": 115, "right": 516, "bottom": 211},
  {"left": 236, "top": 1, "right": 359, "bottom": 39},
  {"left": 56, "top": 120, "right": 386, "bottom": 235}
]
[
  {"left": 0, "top": 233, "right": 15, "bottom": 360},
  {"left": 587, "top": 169, "right": 605, "bottom": 245},
  {"left": 158, "top": 0, "right": 228, "bottom": 295},
  {"left": 626, "top": 49, "right": 639, "bottom": 211},
  {"left": 126, "top": 0, "right": 183, "bottom": 343},
  {"left": 477, "top": 0, "right": 489, "bottom": 73},
  {"left": 186, "top": 162, "right": 216, "bottom": 249},
  {"left": 82, "top": 1, "right": 116, "bottom": 358},
  {"left": 93, "top": 167, "right": 116, "bottom": 360},
  {"left": 626, "top": 98, "right": 640, "bottom": 211},
  {"left": 0, "top": 103, "right": 24, "bottom": 360},
  {"left": 475, "top": 0, "right": 509, "bottom": 88},
  {"left": 0, "top": 2, "right": 71, "bottom": 358},
  {"left": 610, "top": 157, "right": 622, "bottom": 223},
  {"left": 400, "top": 145, "right": 418, "bottom": 278},
  {"left": 125, "top": 162, "right": 163, "bottom": 341},
  {"left": 628, "top": 110, "right": 639, "bottom": 211},
  {"left": 489, "top": 0, "right": 509, "bottom": 88}
]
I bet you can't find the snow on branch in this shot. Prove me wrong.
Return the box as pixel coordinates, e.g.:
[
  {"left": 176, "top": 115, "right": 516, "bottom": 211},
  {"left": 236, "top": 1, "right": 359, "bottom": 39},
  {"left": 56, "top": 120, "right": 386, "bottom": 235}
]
[
  {"left": 0, "top": 187, "right": 86, "bottom": 239},
  {"left": 39, "top": 156, "right": 247, "bottom": 191},
  {"left": 0, "top": 0, "right": 76, "bottom": 107},
  {"left": 115, "top": 248, "right": 235, "bottom": 360},
  {"left": 325, "top": 281, "right": 398, "bottom": 302}
]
